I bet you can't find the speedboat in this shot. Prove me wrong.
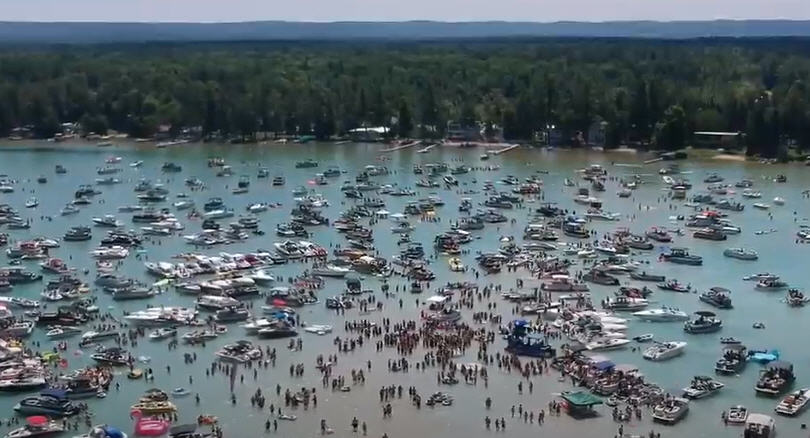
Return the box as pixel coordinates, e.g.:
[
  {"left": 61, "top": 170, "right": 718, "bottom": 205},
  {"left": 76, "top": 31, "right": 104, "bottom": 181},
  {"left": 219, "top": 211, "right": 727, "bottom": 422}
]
[
  {"left": 725, "top": 405, "right": 748, "bottom": 424},
  {"left": 643, "top": 341, "right": 687, "bottom": 361},
  {"left": 683, "top": 311, "right": 722, "bottom": 334},
  {"left": 46, "top": 326, "right": 82, "bottom": 339},
  {"left": 633, "top": 308, "right": 689, "bottom": 322},
  {"left": 756, "top": 279, "right": 789, "bottom": 291},
  {"left": 755, "top": 361, "right": 795, "bottom": 396},
  {"left": 585, "top": 338, "right": 630, "bottom": 351},
  {"left": 744, "top": 414, "right": 775, "bottom": 438},
  {"left": 774, "top": 387, "right": 810, "bottom": 416},
  {"left": 661, "top": 248, "right": 702, "bottom": 265},
  {"left": 4, "top": 417, "right": 65, "bottom": 438},
  {"left": 14, "top": 392, "right": 79, "bottom": 417},
  {"left": 715, "top": 345, "right": 747, "bottom": 374},
  {"left": 148, "top": 327, "right": 177, "bottom": 340},
  {"left": 744, "top": 273, "right": 780, "bottom": 282},
  {"left": 303, "top": 324, "right": 332, "bottom": 335},
  {"left": 699, "top": 287, "right": 733, "bottom": 309},
  {"left": 724, "top": 248, "right": 758, "bottom": 261},
  {"left": 683, "top": 376, "right": 724, "bottom": 399},
  {"left": 652, "top": 397, "right": 689, "bottom": 424}
]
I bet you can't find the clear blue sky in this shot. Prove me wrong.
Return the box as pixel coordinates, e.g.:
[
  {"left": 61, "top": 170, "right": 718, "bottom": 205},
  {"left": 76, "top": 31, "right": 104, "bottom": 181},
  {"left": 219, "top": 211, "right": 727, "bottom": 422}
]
[{"left": 1, "top": 0, "right": 809, "bottom": 22}]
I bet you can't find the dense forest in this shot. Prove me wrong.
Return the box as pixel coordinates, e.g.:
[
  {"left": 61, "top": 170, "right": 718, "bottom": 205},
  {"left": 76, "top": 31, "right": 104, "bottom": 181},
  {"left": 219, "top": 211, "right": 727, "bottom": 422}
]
[{"left": 1, "top": 39, "right": 810, "bottom": 156}]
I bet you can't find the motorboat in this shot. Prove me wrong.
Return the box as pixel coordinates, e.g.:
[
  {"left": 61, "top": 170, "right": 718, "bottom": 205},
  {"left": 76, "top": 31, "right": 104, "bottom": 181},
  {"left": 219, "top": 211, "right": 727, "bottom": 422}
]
[
  {"left": 744, "top": 413, "right": 775, "bottom": 438},
  {"left": 715, "top": 345, "right": 747, "bottom": 374},
  {"left": 603, "top": 296, "right": 648, "bottom": 311},
  {"left": 724, "top": 248, "right": 758, "bottom": 260},
  {"left": 744, "top": 273, "right": 780, "bottom": 282},
  {"left": 215, "top": 340, "right": 262, "bottom": 363},
  {"left": 63, "top": 226, "right": 92, "bottom": 242},
  {"left": 148, "top": 327, "right": 177, "bottom": 340},
  {"left": 652, "top": 397, "right": 689, "bottom": 424},
  {"left": 303, "top": 324, "right": 332, "bottom": 335},
  {"left": 111, "top": 287, "right": 157, "bottom": 301},
  {"left": 753, "top": 202, "right": 770, "bottom": 210},
  {"left": 756, "top": 279, "right": 789, "bottom": 291},
  {"left": 311, "top": 264, "right": 351, "bottom": 278},
  {"left": 693, "top": 227, "right": 726, "bottom": 241},
  {"left": 633, "top": 308, "right": 689, "bottom": 322},
  {"left": 657, "top": 280, "right": 691, "bottom": 293},
  {"left": 630, "top": 271, "right": 665, "bottom": 282},
  {"left": 755, "top": 361, "right": 795, "bottom": 396},
  {"left": 643, "top": 341, "right": 687, "bottom": 361},
  {"left": 773, "top": 196, "right": 785, "bottom": 206},
  {"left": 633, "top": 333, "right": 654, "bottom": 343},
  {"left": 195, "top": 295, "right": 240, "bottom": 311},
  {"left": 214, "top": 306, "right": 251, "bottom": 322},
  {"left": 540, "top": 275, "right": 589, "bottom": 292},
  {"left": 723, "top": 406, "right": 750, "bottom": 425},
  {"left": 683, "top": 311, "right": 722, "bottom": 334},
  {"left": 585, "top": 338, "right": 630, "bottom": 351},
  {"left": 661, "top": 248, "right": 702, "bottom": 265},
  {"left": 682, "top": 375, "right": 724, "bottom": 399},
  {"left": 0, "top": 320, "right": 35, "bottom": 338},
  {"left": 786, "top": 289, "right": 810, "bottom": 307},
  {"left": 90, "top": 246, "right": 129, "bottom": 260},
  {"left": 257, "top": 325, "right": 298, "bottom": 339},
  {"left": 46, "top": 326, "right": 82, "bottom": 339},
  {"left": 775, "top": 387, "right": 810, "bottom": 416},
  {"left": 14, "top": 391, "right": 79, "bottom": 417},
  {"left": 700, "top": 287, "right": 733, "bottom": 309},
  {"left": 4, "top": 417, "right": 65, "bottom": 438}
]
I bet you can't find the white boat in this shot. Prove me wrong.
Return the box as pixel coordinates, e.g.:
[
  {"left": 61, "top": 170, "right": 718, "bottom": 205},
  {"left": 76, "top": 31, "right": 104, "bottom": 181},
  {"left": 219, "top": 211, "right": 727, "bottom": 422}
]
[
  {"left": 130, "top": 160, "right": 144, "bottom": 167},
  {"left": 311, "top": 265, "right": 351, "bottom": 278},
  {"left": 633, "top": 308, "right": 689, "bottom": 322},
  {"left": 195, "top": 295, "right": 240, "bottom": 311},
  {"left": 92, "top": 215, "right": 122, "bottom": 227},
  {"left": 753, "top": 203, "right": 770, "bottom": 210},
  {"left": 249, "top": 269, "right": 275, "bottom": 285},
  {"left": 148, "top": 327, "right": 177, "bottom": 340},
  {"left": 724, "top": 248, "right": 758, "bottom": 261},
  {"left": 742, "top": 189, "right": 761, "bottom": 198},
  {"left": 5, "top": 419, "right": 64, "bottom": 438},
  {"left": 173, "top": 200, "right": 195, "bottom": 210},
  {"left": 586, "top": 338, "right": 630, "bottom": 351},
  {"left": 247, "top": 203, "right": 268, "bottom": 213},
  {"left": 604, "top": 297, "right": 649, "bottom": 311},
  {"left": 46, "top": 326, "right": 82, "bottom": 339},
  {"left": 773, "top": 197, "right": 785, "bottom": 206},
  {"left": 24, "top": 198, "right": 38, "bottom": 208},
  {"left": 303, "top": 324, "right": 333, "bottom": 335},
  {"left": 725, "top": 405, "right": 748, "bottom": 424},
  {"left": 774, "top": 387, "right": 810, "bottom": 416},
  {"left": 643, "top": 341, "right": 687, "bottom": 361},
  {"left": 744, "top": 413, "right": 775, "bottom": 438},
  {"left": 682, "top": 376, "right": 724, "bottom": 399},
  {"left": 241, "top": 318, "right": 277, "bottom": 334},
  {"left": 744, "top": 273, "right": 779, "bottom": 282},
  {"left": 90, "top": 246, "right": 129, "bottom": 259}
]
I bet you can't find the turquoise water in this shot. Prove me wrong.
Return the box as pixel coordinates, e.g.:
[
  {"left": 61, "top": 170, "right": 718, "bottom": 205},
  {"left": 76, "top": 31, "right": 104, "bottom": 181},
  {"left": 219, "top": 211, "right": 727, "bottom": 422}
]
[{"left": 0, "top": 142, "right": 809, "bottom": 438}]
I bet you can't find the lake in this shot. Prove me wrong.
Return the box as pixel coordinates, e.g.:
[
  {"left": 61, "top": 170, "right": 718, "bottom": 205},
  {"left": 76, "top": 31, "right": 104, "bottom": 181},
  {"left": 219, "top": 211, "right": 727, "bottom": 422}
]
[{"left": 0, "top": 141, "right": 808, "bottom": 438}]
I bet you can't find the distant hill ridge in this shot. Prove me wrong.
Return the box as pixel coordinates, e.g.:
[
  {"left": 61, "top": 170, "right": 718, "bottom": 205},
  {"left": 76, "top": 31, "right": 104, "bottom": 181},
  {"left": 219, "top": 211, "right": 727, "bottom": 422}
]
[{"left": 2, "top": 20, "right": 810, "bottom": 44}]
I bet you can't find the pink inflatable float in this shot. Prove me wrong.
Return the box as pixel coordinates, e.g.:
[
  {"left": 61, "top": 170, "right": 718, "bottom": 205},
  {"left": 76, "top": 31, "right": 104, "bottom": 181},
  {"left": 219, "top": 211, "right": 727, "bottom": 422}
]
[{"left": 131, "top": 410, "right": 170, "bottom": 436}]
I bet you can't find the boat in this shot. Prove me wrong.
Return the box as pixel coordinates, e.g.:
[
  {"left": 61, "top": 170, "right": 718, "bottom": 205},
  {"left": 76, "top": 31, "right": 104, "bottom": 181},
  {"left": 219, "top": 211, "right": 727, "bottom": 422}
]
[
  {"left": 14, "top": 391, "right": 79, "bottom": 417},
  {"left": 744, "top": 273, "right": 780, "bottom": 282},
  {"left": 700, "top": 287, "right": 733, "bottom": 309},
  {"left": 1, "top": 320, "right": 35, "bottom": 338},
  {"left": 683, "top": 311, "right": 722, "bottom": 334},
  {"left": 148, "top": 327, "right": 177, "bottom": 340},
  {"left": 46, "top": 326, "right": 82, "bottom": 339},
  {"left": 63, "top": 226, "right": 92, "bottom": 242},
  {"left": 257, "top": 325, "right": 298, "bottom": 339},
  {"left": 295, "top": 159, "right": 318, "bottom": 168},
  {"left": 214, "top": 306, "right": 251, "bottom": 322},
  {"left": 715, "top": 345, "right": 747, "bottom": 374},
  {"left": 756, "top": 279, "right": 789, "bottom": 291},
  {"left": 642, "top": 341, "right": 687, "bottom": 361},
  {"left": 303, "top": 324, "right": 332, "bottom": 335},
  {"left": 171, "top": 387, "right": 191, "bottom": 397},
  {"left": 632, "top": 333, "right": 654, "bottom": 343},
  {"left": 693, "top": 227, "right": 726, "bottom": 241},
  {"left": 630, "top": 271, "right": 665, "bottom": 282},
  {"left": 774, "top": 387, "right": 810, "bottom": 416},
  {"left": 744, "top": 413, "right": 775, "bottom": 438},
  {"left": 92, "top": 215, "right": 122, "bottom": 228},
  {"left": 661, "top": 248, "right": 702, "bottom": 265},
  {"left": 633, "top": 307, "right": 689, "bottom": 322},
  {"left": 60, "top": 205, "right": 79, "bottom": 216},
  {"left": 725, "top": 405, "right": 749, "bottom": 424},
  {"left": 682, "top": 375, "right": 724, "bottom": 399},
  {"left": 195, "top": 295, "right": 240, "bottom": 311},
  {"left": 603, "top": 296, "right": 648, "bottom": 311},
  {"left": 657, "top": 279, "right": 691, "bottom": 293},
  {"left": 755, "top": 361, "right": 795, "bottom": 396},
  {"left": 24, "top": 198, "right": 38, "bottom": 208},
  {"left": 646, "top": 227, "right": 672, "bottom": 242},
  {"left": 774, "top": 197, "right": 785, "bottom": 206},
  {"left": 724, "top": 248, "right": 758, "bottom": 261},
  {"left": 504, "top": 321, "right": 555, "bottom": 358},
  {"left": 540, "top": 275, "right": 589, "bottom": 292},
  {"left": 586, "top": 338, "right": 631, "bottom": 351},
  {"left": 786, "top": 289, "right": 810, "bottom": 307},
  {"left": 652, "top": 397, "right": 689, "bottom": 424},
  {"left": 753, "top": 202, "right": 770, "bottom": 210},
  {"left": 4, "top": 416, "right": 65, "bottom": 438}
]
